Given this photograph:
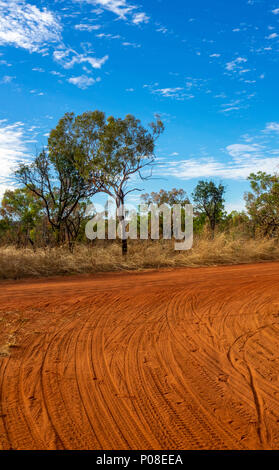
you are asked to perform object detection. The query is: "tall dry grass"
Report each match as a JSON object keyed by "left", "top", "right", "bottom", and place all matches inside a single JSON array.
[{"left": 0, "top": 235, "right": 279, "bottom": 280}]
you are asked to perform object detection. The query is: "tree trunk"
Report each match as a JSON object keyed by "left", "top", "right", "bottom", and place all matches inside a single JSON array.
[
  {"left": 210, "top": 220, "right": 215, "bottom": 239},
  {"left": 122, "top": 238, "right": 128, "bottom": 255},
  {"left": 116, "top": 194, "right": 128, "bottom": 256}
]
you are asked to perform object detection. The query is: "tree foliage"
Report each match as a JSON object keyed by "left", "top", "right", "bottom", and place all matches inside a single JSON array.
[
  {"left": 15, "top": 114, "right": 102, "bottom": 248},
  {"left": 141, "top": 188, "right": 189, "bottom": 206},
  {"left": 5, "top": 110, "right": 276, "bottom": 251},
  {"left": 72, "top": 112, "right": 164, "bottom": 254},
  {"left": 0, "top": 188, "right": 44, "bottom": 247},
  {"left": 245, "top": 171, "right": 279, "bottom": 236},
  {"left": 192, "top": 181, "right": 225, "bottom": 237}
]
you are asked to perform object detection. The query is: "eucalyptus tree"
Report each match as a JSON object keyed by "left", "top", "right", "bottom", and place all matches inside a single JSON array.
[
  {"left": 15, "top": 113, "right": 101, "bottom": 249},
  {"left": 245, "top": 171, "right": 279, "bottom": 237},
  {"left": 141, "top": 188, "right": 190, "bottom": 206},
  {"left": 16, "top": 111, "right": 164, "bottom": 253},
  {"left": 0, "top": 187, "right": 44, "bottom": 247},
  {"left": 192, "top": 180, "right": 225, "bottom": 238},
  {"left": 70, "top": 111, "right": 164, "bottom": 254}
]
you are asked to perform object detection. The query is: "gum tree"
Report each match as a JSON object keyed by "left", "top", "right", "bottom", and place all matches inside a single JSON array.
[
  {"left": 141, "top": 188, "right": 190, "bottom": 206},
  {"left": 71, "top": 112, "right": 164, "bottom": 255},
  {"left": 192, "top": 180, "right": 225, "bottom": 238},
  {"left": 245, "top": 171, "right": 279, "bottom": 236},
  {"left": 15, "top": 113, "right": 101, "bottom": 249}
]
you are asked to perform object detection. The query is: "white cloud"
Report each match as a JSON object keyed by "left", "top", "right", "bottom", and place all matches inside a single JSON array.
[
  {"left": 272, "top": 8, "right": 279, "bottom": 15},
  {"left": 132, "top": 12, "right": 149, "bottom": 24},
  {"left": 122, "top": 41, "right": 140, "bottom": 47},
  {"left": 266, "top": 32, "right": 278, "bottom": 39},
  {"left": 96, "top": 32, "right": 121, "bottom": 39},
  {"left": 156, "top": 26, "right": 168, "bottom": 34},
  {"left": 68, "top": 54, "right": 109, "bottom": 69},
  {"left": 53, "top": 48, "right": 109, "bottom": 69},
  {"left": 68, "top": 75, "right": 97, "bottom": 89},
  {"left": 153, "top": 87, "right": 185, "bottom": 98},
  {"left": 0, "top": 120, "right": 28, "bottom": 199},
  {"left": 89, "top": 0, "right": 135, "bottom": 18},
  {"left": 225, "top": 57, "right": 247, "bottom": 72},
  {"left": 160, "top": 142, "right": 279, "bottom": 181},
  {"left": 162, "top": 155, "right": 279, "bottom": 181},
  {"left": 221, "top": 106, "right": 240, "bottom": 113},
  {"left": 210, "top": 53, "right": 221, "bottom": 58},
  {"left": 144, "top": 84, "right": 194, "bottom": 100},
  {"left": 0, "top": 0, "right": 61, "bottom": 53},
  {"left": 32, "top": 67, "right": 45, "bottom": 73},
  {"left": 264, "top": 122, "right": 279, "bottom": 132},
  {"left": 50, "top": 70, "right": 64, "bottom": 77},
  {"left": 77, "top": 0, "right": 150, "bottom": 24},
  {"left": 226, "top": 143, "right": 261, "bottom": 158},
  {"left": 0, "top": 59, "right": 12, "bottom": 66},
  {"left": 1, "top": 75, "right": 15, "bottom": 83},
  {"left": 74, "top": 24, "right": 101, "bottom": 31}
]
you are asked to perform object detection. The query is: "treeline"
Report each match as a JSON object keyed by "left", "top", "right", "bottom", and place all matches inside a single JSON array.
[{"left": 0, "top": 110, "right": 278, "bottom": 252}]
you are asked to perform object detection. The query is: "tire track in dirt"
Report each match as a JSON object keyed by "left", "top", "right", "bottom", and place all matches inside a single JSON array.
[{"left": 1, "top": 263, "right": 279, "bottom": 449}]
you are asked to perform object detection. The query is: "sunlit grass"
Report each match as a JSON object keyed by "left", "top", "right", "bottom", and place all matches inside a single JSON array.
[{"left": 0, "top": 235, "right": 278, "bottom": 280}]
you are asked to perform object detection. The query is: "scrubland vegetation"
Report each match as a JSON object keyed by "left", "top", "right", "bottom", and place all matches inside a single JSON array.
[
  {"left": 0, "top": 234, "right": 278, "bottom": 280},
  {"left": 1, "top": 110, "right": 279, "bottom": 280}
]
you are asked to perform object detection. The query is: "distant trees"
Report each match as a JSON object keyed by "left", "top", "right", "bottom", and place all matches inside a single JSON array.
[
  {"left": 0, "top": 188, "right": 44, "bottom": 247},
  {"left": 141, "top": 188, "right": 190, "bottom": 206},
  {"left": 245, "top": 171, "right": 279, "bottom": 237},
  {"left": 192, "top": 181, "right": 226, "bottom": 238},
  {"left": 140, "top": 188, "right": 190, "bottom": 240}
]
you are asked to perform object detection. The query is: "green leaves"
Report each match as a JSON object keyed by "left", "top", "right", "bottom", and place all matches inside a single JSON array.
[
  {"left": 192, "top": 180, "right": 226, "bottom": 234},
  {"left": 141, "top": 188, "right": 190, "bottom": 206},
  {"left": 245, "top": 171, "right": 279, "bottom": 236},
  {"left": 13, "top": 109, "right": 164, "bottom": 251}
]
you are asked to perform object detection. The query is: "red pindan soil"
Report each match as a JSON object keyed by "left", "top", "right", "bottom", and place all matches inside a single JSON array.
[{"left": 1, "top": 263, "right": 279, "bottom": 450}]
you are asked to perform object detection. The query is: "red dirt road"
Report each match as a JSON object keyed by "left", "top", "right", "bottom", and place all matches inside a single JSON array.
[{"left": 1, "top": 263, "right": 279, "bottom": 450}]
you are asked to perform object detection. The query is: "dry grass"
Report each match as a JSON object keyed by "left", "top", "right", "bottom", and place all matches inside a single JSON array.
[{"left": 0, "top": 235, "right": 279, "bottom": 280}]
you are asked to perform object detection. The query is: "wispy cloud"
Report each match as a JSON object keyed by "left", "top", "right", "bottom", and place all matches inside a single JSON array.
[
  {"left": 143, "top": 84, "right": 194, "bottom": 100},
  {"left": 96, "top": 32, "right": 121, "bottom": 39},
  {"left": 266, "top": 32, "right": 278, "bottom": 39},
  {"left": 0, "top": 0, "right": 61, "bottom": 53},
  {"left": 122, "top": 41, "right": 141, "bottom": 48},
  {"left": 225, "top": 57, "right": 247, "bottom": 72},
  {"left": 132, "top": 12, "right": 149, "bottom": 24},
  {"left": 77, "top": 0, "right": 150, "bottom": 24},
  {"left": 0, "top": 75, "right": 15, "bottom": 84},
  {"left": 264, "top": 122, "right": 279, "bottom": 132},
  {"left": 0, "top": 120, "right": 28, "bottom": 199},
  {"left": 74, "top": 24, "right": 102, "bottom": 31},
  {"left": 32, "top": 67, "right": 45, "bottom": 73},
  {"left": 53, "top": 48, "right": 109, "bottom": 69},
  {"left": 68, "top": 74, "right": 99, "bottom": 89},
  {"left": 160, "top": 137, "right": 279, "bottom": 181},
  {"left": 161, "top": 155, "right": 279, "bottom": 181}
]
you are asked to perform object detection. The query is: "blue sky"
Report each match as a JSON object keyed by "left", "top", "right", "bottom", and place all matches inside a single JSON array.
[{"left": 1, "top": 0, "right": 279, "bottom": 211}]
